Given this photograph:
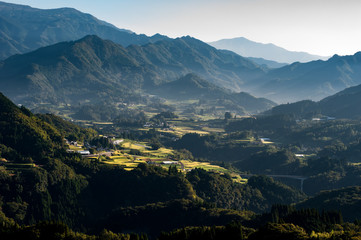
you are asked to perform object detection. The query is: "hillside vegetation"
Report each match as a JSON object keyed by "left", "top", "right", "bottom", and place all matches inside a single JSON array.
[{"left": 0, "top": 1, "right": 168, "bottom": 60}]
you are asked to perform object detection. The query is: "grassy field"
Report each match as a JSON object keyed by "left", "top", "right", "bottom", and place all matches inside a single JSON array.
[
  {"left": 92, "top": 122, "right": 114, "bottom": 125},
  {"left": 180, "top": 160, "right": 226, "bottom": 171},
  {"left": 179, "top": 160, "right": 247, "bottom": 183},
  {"left": 68, "top": 144, "right": 84, "bottom": 151},
  {"left": 201, "top": 126, "right": 225, "bottom": 133},
  {"left": 86, "top": 139, "right": 246, "bottom": 183},
  {"left": 121, "top": 141, "right": 150, "bottom": 150},
  {"left": 143, "top": 147, "right": 174, "bottom": 157},
  {"left": 158, "top": 126, "right": 210, "bottom": 137},
  {"left": 4, "top": 163, "right": 36, "bottom": 171}
]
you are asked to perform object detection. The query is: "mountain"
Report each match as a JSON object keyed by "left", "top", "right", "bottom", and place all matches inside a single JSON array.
[
  {"left": 251, "top": 52, "right": 361, "bottom": 103},
  {"left": 247, "top": 57, "right": 288, "bottom": 69},
  {"left": 0, "top": 92, "right": 96, "bottom": 161},
  {"left": 0, "top": 92, "right": 64, "bottom": 160},
  {"left": 269, "top": 82, "right": 361, "bottom": 119},
  {"left": 0, "top": 35, "right": 139, "bottom": 105},
  {"left": 318, "top": 84, "right": 361, "bottom": 119},
  {"left": 0, "top": 1, "right": 168, "bottom": 60},
  {"left": 296, "top": 186, "right": 361, "bottom": 222},
  {"left": 0, "top": 35, "right": 268, "bottom": 107},
  {"left": 230, "top": 92, "right": 276, "bottom": 114},
  {"left": 153, "top": 73, "right": 276, "bottom": 113},
  {"left": 126, "top": 36, "right": 266, "bottom": 90},
  {"left": 153, "top": 73, "right": 230, "bottom": 100},
  {"left": 209, "top": 37, "right": 328, "bottom": 64}
]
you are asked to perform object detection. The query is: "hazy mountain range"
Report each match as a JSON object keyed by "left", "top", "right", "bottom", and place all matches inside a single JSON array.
[
  {"left": 153, "top": 73, "right": 276, "bottom": 113},
  {"left": 0, "top": 35, "right": 272, "bottom": 113},
  {"left": 270, "top": 82, "right": 361, "bottom": 119},
  {"left": 249, "top": 52, "right": 361, "bottom": 103},
  {"left": 209, "top": 37, "right": 329, "bottom": 64},
  {"left": 1, "top": 1, "right": 361, "bottom": 108},
  {"left": 0, "top": 1, "right": 168, "bottom": 60},
  {"left": 247, "top": 57, "right": 288, "bottom": 69}
]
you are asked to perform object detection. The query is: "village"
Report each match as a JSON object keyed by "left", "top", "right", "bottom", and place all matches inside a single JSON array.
[{"left": 64, "top": 136, "right": 247, "bottom": 183}]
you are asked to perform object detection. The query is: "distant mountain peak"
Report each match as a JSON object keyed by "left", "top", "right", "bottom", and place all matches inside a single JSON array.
[
  {"left": 250, "top": 51, "right": 361, "bottom": 103},
  {"left": 208, "top": 36, "right": 329, "bottom": 64},
  {"left": 0, "top": 34, "right": 268, "bottom": 106}
]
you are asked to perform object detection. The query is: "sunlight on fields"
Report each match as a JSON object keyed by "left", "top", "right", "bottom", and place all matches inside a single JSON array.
[
  {"left": 121, "top": 141, "right": 150, "bottom": 150},
  {"left": 143, "top": 147, "right": 173, "bottom": 157},
  {"left": 86, "top": 139, "right": 245, "bottom": 183},
  {"left": 159, "top": 126, "right": 210, "bottom": 137},
  {"left": 180, "top": 160, "right": 224, "bottom": 171},
  {"left": 201, "top": 127, "right": 225, "bottom": 133},
  {"left": 68, "top": 144, "right": 84, "bottom": 151}
]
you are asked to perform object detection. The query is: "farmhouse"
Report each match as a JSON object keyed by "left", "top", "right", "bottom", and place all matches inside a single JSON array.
[
  {"left": 259, "top": 137, "right": 270, "bottom": 143},
  {"left": 312, "top": 116, "right": 336, "bottom": 121},
  {"left": 113, "top": 139, "right": 124, "bottom": 145},
  {"left": 78, "top": 150, "right": 91, "bottom": 155},
  {"left": 162, "top": 161, "right": 178, "bottom": 165}
]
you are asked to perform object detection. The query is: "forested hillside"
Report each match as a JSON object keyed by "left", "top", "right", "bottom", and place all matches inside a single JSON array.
[
  {"left": 0, "top": 35, "right": 269, "bottom": 114},
  {"left": 269, "top": 82, "right": 361, "bottom": 119},
  {"left": 0, "top": 1, "right": 168, "bottom": 60},
  {"left": 0, "top": 92, "right": 313, "bottom": 239},
  {"left": 250, "top": 52, "right": 361, "bottom": 103}
]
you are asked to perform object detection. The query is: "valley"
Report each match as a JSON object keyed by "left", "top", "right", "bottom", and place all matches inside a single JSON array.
[{"left": 1, "top": 1, "right": 361, "bottom": 239}]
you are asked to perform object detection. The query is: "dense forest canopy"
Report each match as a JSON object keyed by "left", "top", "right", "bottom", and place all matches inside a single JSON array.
[{"left": 1, "top": 90, "right": 361, "bottom": 239}]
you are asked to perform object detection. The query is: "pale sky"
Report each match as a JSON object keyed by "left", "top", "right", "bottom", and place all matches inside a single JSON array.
[{"left": 3, "top": 0, "right": 361, "bottom": 56}]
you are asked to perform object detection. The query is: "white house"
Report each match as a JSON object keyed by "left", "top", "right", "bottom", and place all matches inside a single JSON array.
[{"left": 78, "top": 150, "right": 90, "bottom": 155}]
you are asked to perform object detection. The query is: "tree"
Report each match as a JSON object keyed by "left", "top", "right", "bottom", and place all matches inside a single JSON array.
[
  {"left": 225, "top": 112, "right": 232, "bottom": 120},
  {"left": 150, "top": 139, "right": 162, "bottom": 150}
]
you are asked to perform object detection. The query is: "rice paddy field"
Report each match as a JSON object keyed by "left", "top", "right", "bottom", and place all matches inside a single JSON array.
[
  {"left": 89, "top": 140, "right": 247, "bottom": 183},
  {"left": 68, "top": 144, "right": 84, "bottom": 151},
  {"left": 158, "top": 126, "right": 210, "bottom": 137},
  {"left": 180, "top": 160, "right": 227, "bottom": 172}
]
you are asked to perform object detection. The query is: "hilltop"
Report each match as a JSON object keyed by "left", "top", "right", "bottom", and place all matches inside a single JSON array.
[
  {"left": 270, "top": 82, "right": 361, "bottom": 119},
  {"left": 250, "top": 52, "right": 361, "bottom": 103},
  {"left": 209, "top": 37, "right": 327, "bottom": 64},
  {"left": 0, "top": 35, "right": 271, "bottom": 113},
  {"left": 0, "top": 1, "right": 168, "bottom": 59}
]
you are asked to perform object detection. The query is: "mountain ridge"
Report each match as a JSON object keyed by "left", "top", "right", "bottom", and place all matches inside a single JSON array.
[
  {"left": 251, "top": 51, "right": 361, "bottom": 103},
  {"left": 269, "top": 82, "right": 361, "bottom": 119},
  {"left": 209, "top": 37, "right": 328, "bottom": 64},
  {"left": 0, "top": 35, "right": 272, "bottom": 113},
  {"left": 152, "top": 73, "right": 276, "bottom": 113},
  {"left": 0, "top": 1, "right": 169, "bottom": 60}
]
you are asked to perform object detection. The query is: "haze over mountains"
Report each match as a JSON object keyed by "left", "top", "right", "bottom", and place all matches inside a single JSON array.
[
  {"left": 0, "top": 1, "right": 361, "bottom": 108},
  {"left": 270, "top": 82, "right": 361, "bottom": 119},
  {"left": 209, "top": 37, "right": 329, "bottom": 64},
  {"left": 153, "top": 73, "right": 276, "bottom": 113},
  {"left": 0, "top": 35, "right": 272, "bottom": 113},
  {"left": 0, "top": 1, "right": 168, "bottom": 60},
  {"left": 249, "top": 52, "right": 361, "bottom": 103},
  {"left": 0, "top": 1, "right": 275, "bottom": 113}
]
